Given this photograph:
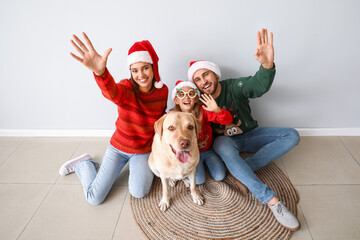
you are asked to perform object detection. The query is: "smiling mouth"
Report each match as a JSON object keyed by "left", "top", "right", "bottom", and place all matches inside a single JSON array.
[
  {"left": 203, "top": 83, "right": 211, "bottom": 90},
  {"left": 138, "top": 78, "right": 147, "bottom": 83},
  {"left": 170, "top": 145, "right": 191, "bottom": 163}
]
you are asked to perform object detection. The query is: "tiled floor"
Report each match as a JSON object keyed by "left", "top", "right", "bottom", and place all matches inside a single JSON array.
[{"left": 0, "top": 136, "right": 360, "bottom": 240}]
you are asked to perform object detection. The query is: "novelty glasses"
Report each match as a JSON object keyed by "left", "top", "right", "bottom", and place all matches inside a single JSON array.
[{"left": 175, "top": 88, "right": 198, "bottom": 99}]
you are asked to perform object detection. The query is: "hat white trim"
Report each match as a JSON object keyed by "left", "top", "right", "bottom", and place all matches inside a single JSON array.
[
  {"left": 127, "top": 51, "right": 153, "bottom": 68},
  {"left": 187, "top": 61, "right": 221, "bottom": 82}
]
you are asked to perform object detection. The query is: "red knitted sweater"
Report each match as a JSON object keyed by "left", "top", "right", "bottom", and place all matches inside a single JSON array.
[
  {"left": 198, "top": 107, "right": 233, "bottom": 152},
  {"left": 94, "top": 68, "right": 168, "bottom": 154}
]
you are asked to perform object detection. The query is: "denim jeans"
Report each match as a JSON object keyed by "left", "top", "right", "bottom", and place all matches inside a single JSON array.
[
  {"left": 75, "top": 144, "right": 154, "bottom": 205},
  {"left": 196, "top": 147, "right": 226, "bottom": 184},
  {"left": 213, "top": 127, "right": 300, "bottom": 204}
]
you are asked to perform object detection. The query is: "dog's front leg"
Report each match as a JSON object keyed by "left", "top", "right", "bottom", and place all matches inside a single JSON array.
[
  {"left": 159, "top": 176, "right": 170, "bottom": 212},
  {"left": 188, "top": 170, "right": 204, "bottom": 206}
]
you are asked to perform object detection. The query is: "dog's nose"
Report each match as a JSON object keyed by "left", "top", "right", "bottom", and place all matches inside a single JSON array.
[{"left": 179, "top": 139, "right": 190, "bottom": 150}]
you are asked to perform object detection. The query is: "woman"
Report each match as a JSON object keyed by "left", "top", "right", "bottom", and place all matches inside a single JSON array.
[{"left": 59, "top": 33, "right": 168, "bottom": 205}]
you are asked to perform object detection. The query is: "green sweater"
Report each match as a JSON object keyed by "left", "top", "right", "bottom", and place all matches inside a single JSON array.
[{"left": 213, "top": 65, "right": 276, "bottom": 136}]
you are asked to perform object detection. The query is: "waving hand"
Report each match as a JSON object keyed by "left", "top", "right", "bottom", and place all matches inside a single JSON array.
[
  {"left": 200, "top": 94, "right": 221, "bottom": 113},
  {"left": 254, "top": 28, "right": 274, "bottom": 69},
  {"left": 70, "top": 32, "right": 112, "bottom": 76}
]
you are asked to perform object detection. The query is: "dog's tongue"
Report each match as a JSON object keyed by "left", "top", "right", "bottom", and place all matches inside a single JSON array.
[{"left": 176, "top": 151, "right": 191, "bottom": 163}]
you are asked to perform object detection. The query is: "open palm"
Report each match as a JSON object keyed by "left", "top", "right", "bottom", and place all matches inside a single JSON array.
[
  {"left": 70, "top": 32, "right": 112, "bottom": 76},
  {"left": 254, "top": 28, "right": 274, "bottom": 69}
]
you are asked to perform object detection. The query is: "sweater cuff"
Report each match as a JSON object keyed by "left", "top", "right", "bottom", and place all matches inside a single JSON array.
[
  {"left": 93, "top": 68, "right": 110, "bottom": 85},
  {"left": 260, "top": 63, "right": 276, "bottom": 71},
  {"left": 260, "top": 62, "right": 275, "bottom": 71},
  {"left": 259, "top": 63, "right": 276, "bottom": 77}
]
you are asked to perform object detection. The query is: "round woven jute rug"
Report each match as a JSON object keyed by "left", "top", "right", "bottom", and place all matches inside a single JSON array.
[{"left": 131, "top": 161, "right": 299, "bottom": 240}]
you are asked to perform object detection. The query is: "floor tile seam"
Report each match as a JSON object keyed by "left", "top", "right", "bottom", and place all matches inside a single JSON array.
[
  {"left": 0, "top": 138, "right": 28, "bottom": 168},
  {"left": 54, "top": 182, "right": 82, "bottom": 185},
  {"left": 279, "top": 159, "right": 291, "bottom": 179},
  {"left": 70, "top": 136, "right": 85, "bottom": 159},
  {"left": 0, "top": 182, "right": 54, "bottom": 185},
  {"left": 111, "top": 189, "right": 129, "bottom": 240},
  {"left": 297, "top": 202, "right": 315, "bottom": 240},
  {"left": 16, "top": 179, "right": 57, "bottom": 240},
  {"left": 53, "top": 137, "right": 84, "bottom": 185},
  {"left": 338, "top": 136, "right": 360, "bottom": 167}
]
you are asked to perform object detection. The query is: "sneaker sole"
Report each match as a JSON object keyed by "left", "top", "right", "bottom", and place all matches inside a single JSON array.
[
  {"left": 59, "top": 153, "right": 92, "bottom": 176},
  {"left": 281, "top": 221, "right": 301, "bottom": 232}
]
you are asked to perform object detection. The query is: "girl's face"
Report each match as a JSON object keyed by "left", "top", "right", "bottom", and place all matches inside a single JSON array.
[
  {"left": 174, "top": 86, "right": 199, "bottom": 113},
  {"left": 130, "top": 62, "right": 154, "bottom": 92}
]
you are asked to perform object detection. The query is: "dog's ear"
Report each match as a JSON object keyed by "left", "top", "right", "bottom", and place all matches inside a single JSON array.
[
  {"left": 154, "top": 114, "right": 167, "bottom": 138},
  {"left": 190, "top": 114, "right": 201, "bottom": 135}
]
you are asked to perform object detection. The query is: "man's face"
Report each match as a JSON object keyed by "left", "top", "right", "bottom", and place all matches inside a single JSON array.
[{"left": 192, "top": 69, "right": 219, "bottom": 95}]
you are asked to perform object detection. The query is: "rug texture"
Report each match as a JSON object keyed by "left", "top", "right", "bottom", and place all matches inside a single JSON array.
[{"left": 131, "top": 160, "right": 299, "bottom": 240}]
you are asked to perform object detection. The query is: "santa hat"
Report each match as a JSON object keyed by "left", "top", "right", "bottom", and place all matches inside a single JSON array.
[
  {"left": 172, "top": 80, "right": 200, "bottom": 100},
  {"left": 187, "top": 60, "right": 221, "bottom": 82},
  {"left": 127, "top": 40, "right": 163, "bottom": 88}
]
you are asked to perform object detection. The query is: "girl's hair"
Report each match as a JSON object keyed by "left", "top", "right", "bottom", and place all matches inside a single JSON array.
[{"left": 173, "top": 98, "right": 203, "bottom": 124}]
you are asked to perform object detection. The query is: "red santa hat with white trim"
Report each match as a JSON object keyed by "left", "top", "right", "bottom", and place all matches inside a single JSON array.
[
  {"left": 187, "top": 60, "right": 221, "bottom": 82},
  {"left": 171, "top": 80, "right": 200, "bottom": 100},
  {"left": 127, "top": 40, "right": 163, "bottom": 88}
]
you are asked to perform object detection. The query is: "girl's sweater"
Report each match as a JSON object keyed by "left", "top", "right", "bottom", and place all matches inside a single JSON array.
[
  {"left": 94, "top": 68, "right": 168, "bottom": 154},
  {"left": 198, "top": 107, "right": 232, "bottom": 152}
]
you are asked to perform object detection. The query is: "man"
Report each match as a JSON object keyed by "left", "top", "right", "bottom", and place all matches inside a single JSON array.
[{"left": 187, "top": 28, "right": 300, "bottom": 231}]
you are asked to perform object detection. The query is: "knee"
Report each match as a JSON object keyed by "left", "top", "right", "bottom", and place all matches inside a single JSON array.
[
  {"left": 129, "top": 186, "right": 150, "bottom": 199},
  {"left": 196, "top": 175, "right": 206, "bottom": 185},
  {"left": 86, "top": 194, "right": 105, "bottom": 206},
  {"left": 285, "top": 128, "right": 300, "bottom": 147},
  {"left": 213, "top": 136, "right": 234, "bottom": 155},
  {"left": 212, "top": 170, "right": 226, "bottom": 182}
]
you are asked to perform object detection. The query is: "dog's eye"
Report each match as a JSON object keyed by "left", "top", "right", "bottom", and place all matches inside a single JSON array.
[
  {"left": 168, "top": 126, "right": 175, "bottom": 131},
  {"left": 188, "top": 125, "right": 194, "bottom": 130}
]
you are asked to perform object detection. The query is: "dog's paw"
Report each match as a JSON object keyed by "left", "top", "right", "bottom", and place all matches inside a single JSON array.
[
  {"left": 169, "top": 178, "right": 176, "bottom": 187},
  {"left": 182, "top": 178, "right": 190, "bottom": 188},
  {"left": 159, "top": 198, "right": 170, "bottom": 212},
  {"left": 192, "top": 192, "right": 204, "bottom": 206}
]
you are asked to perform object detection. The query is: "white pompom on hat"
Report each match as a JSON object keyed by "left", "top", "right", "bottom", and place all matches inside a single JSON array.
[
  {"left": 171, "top": 80, "right": 201, "bottom": 100},
  {"left": 127, "top": 40, "right": 163, "bottom": 88},
  {"left": 187, "top": 60, "right": 221, "bottom": 82}
]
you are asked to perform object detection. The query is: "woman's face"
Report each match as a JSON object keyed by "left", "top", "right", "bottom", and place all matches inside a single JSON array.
[
  {"left": 174, "top": 86, "right": 199, "bottom": 113},
  {"left": 130, "top": 62, "right": 154, "bottom": 92}
]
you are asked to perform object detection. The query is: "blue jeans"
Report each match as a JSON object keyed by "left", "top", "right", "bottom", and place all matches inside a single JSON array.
[
  {"left": 213, "top": 127, "right": 300, "bottom": 204},
  {"left": 196, "top": 148, "right": 226, "bottom": 184},
  {"left": 75, "top": 144, "right": 154, "bottom": 205}
]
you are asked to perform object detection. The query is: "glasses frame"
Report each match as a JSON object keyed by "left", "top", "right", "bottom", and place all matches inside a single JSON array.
[{"left": 175, "top": 88, "right": 198, "bottom": 99}]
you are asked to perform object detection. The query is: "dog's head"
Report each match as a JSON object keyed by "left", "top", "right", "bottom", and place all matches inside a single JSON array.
[{"left": 154, "top": 112, "right": 200, "bottom": 164}]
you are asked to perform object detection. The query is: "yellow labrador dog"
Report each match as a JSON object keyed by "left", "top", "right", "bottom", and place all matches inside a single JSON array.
[{"left": 148, "top": 111, "right": 204, "bottom": 212}]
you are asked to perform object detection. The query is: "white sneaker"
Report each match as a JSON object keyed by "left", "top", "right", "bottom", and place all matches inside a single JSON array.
[
  {"left": 268, "top": 201, "right": 301, "bottom": 231},
  {"left": 59, "top": 154, "right": 92, "bottom": 176}
]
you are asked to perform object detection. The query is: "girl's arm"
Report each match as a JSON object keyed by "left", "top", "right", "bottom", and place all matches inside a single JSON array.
[{"left": 200, "top": 94, "right": 233, "bottom": 125}]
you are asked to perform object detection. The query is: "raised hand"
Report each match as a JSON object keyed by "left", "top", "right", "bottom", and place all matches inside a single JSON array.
[
  {"left": 70, "top": 32, "right": 112, "bottom": 76},
  {"left": 254, "top": 28, "right": 274, "bottom": 69},
  {"left": 200, "top": 94, "right": 221, "bottom": 113}
]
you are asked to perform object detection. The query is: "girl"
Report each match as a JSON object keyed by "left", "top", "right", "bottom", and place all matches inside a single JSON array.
[
  {"left": 171, "top": 81, "right": 232, "bottom": 184},
  {"left": 59, "top": 33, "right": 168, "bottom": 205}
]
